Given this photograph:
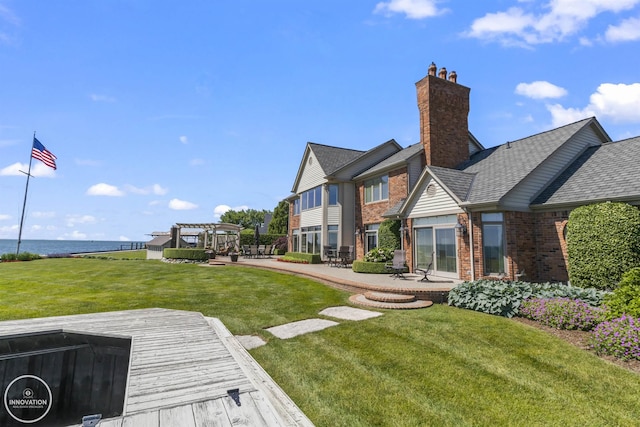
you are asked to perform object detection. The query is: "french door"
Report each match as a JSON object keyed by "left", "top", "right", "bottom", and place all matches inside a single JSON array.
[{"left": 414, "top": 227, "right": 458, "bottom": 277}]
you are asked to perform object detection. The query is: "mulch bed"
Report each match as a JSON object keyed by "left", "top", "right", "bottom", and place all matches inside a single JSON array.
[{"left": 512, "top": 317, "right": 640, "bottom": 375}]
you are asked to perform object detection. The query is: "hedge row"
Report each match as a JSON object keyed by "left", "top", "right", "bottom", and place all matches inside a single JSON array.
[{"left": 163, "top": 248, "right": 209, "bottom": 261}]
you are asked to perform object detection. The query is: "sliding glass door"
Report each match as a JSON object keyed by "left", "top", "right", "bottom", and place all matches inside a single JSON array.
[{"left": 414, "top": 223, "right": 458, "bottom": 277}]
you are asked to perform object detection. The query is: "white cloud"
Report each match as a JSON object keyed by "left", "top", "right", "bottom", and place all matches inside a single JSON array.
[
  {"left": 169, "top": 198, "right": 198, "bottom": 210},
  {"left": 124, "top": 183, "right": 168, "bottom": 195},
  {"left": 0, "top": 5, "right": 20, "bottom": 26},
  {"left": 66, "top": 230, "right": 88, "bottom": 239},
  {"left": 605, "top": 16, "right": 640, "bottom": 42},
  {"left": 86, "top": 183, "right": 125, "bottom": 196},
  {"left": 31, "top": 211, "right": 55, "bottom": 219},
  {"left": 90, "top": 94, "right": 116, "bottom": 102},
  {"left": 66, "top": 214, "right": 97, "bottom": 227},
  {"left": 119, "top": 236, "right": 130, "bottom": 241},
  {"left": 179, "top": 136, "right": 188, "bottom": 144},
  {"left": 373, "top": 0, "right": 445, "bottom": 19},
  {"left": 0, "top": 214, "right": 10, "bottom": 220},
  {"left": 467, "top": 0, "right": 640, "bottom": 46},
  {"left": 547, "top": 82, "right": 640, "bottom": 127},
  {"left": 0, "top": 162, "right": 56, "bottom": 177},
  {"left": 515, "top": 81, "right": 568, "bottom": 99},
  {"left": 213, "top": 204, "right": 249, "bottom": 221}
]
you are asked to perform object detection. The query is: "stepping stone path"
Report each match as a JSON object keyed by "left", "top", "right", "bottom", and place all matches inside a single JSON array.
[{"left": 236, "top": 300, "right": 431, "bottom": 350}]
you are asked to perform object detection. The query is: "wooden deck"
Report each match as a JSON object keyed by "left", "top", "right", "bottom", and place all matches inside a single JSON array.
[{"left": 0, "top": 308, "right": 313, "bottom": 427}]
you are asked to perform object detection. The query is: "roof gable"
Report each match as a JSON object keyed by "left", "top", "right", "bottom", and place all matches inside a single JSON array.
[
  {"left": 532, "top": 136, "right": 640, "bottom": 207},
  {"left": 460, "top": 117, "right": 609, "bottom": 206},
  {"left": 291, "top": 143, "right": 365, "bottom": 192}
]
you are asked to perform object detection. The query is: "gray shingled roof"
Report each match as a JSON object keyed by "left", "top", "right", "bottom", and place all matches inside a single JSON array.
[
  {"left": 383, "top": 198, "right": 406, "bottom": 217},
  {"left": 354, "top": 143, "right": 423, "bottom": 179},
  {"left": 309, "top": 143, "right": 365, "bottom": 176},
  {"left": 460, "top": 117, "right": 595, "bottom": 204},
  {"left": 427, "top": 165, "right": 476, "bottom": 202},
  {"left": 532, "top": 136, "right": 640, "bottom": 207}
]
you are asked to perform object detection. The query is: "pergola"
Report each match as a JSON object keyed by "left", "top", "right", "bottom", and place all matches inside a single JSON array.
[{"left": 173, "top": 223, "right": 243, "bottom": 250}]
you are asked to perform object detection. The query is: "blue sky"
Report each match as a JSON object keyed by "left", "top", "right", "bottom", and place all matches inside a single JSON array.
[{"left": 1, "top": 0, "right": 639, "bottom": 242}]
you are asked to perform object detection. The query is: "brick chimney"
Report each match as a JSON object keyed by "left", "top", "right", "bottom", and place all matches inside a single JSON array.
[{"left": 416, "top": 62, "right": 470, "bottom": 168}]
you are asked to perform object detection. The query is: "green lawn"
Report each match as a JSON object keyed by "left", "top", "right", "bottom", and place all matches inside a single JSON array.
[{"left": 2, "top": 258, "right": 640, "bottom": 426}]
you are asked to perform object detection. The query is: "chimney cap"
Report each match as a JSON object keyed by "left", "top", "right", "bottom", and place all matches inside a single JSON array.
[
  {"left": 438, "top": 67, "right": 447, "bottom": 79},
  {"left": 428, "top": 62, "right": 437, "bottom": 76}
]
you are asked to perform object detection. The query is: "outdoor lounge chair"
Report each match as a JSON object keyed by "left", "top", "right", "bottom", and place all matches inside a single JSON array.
[
  {"left": 385, "top": 250, "right": 407, "bottom": 279},
  {"left": 415, "top": 253, "right": 434, "bottom": 282},
  {"left": 263, "top": 244, "right": 272, "bottom": 258}
]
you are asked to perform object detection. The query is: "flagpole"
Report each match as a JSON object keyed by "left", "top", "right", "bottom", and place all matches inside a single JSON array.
[{"left": 16, "top": 132, "right": 36, "bottom": 255}]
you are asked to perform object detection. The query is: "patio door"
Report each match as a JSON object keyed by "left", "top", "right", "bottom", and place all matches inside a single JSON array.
[{"left": 414, "top": 226, "right": 458, "bottom": 277}]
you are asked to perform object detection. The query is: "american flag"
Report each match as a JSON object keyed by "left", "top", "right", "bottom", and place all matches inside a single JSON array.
[{"left": 32, "top": 138, "right": 57, "bottom": 170}]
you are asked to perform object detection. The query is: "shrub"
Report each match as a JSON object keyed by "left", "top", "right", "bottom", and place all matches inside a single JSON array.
[
  {"left": 448, "top": 280, "right": 532, "bottom": 318},
  {"left": 364, "top": 248, "right": 394, "bottom": 263},
  {"left": 529, "top": 282, "right": 609, "bottom": 307},
  {"left": 519, "top": 298, "right": 606, "bottom": 331},
  {"left": 590, "top": 315, "right": 640, "bottom": 361},
  {"left": 378, "top": 219, "right": 401, "bottom": 250},
  {"left": 272, "top": 236, "right": 288, "bottom": 254},
  {"left": 352, "top": 260, "right": 404, "bottom": 274},
  {"left": 448, "top": 280, "right": 606, "bottom": 318},
  {"left": 0, "top": 253, "right": 17, "bottom": 262},
  {"left": 567, "top": 202, "right": 640, "bottom": 290},
  {"left": 603, "top": 267, "right": 640, "bottom": 320},
  {"left": 280, "top": 252, "right": 322, "bottom": 264},
  {"left": 163, "top": 248, "right": 208, "bottom": 261},
  {"left": 1, "top": 252, "right": 41, "bottom": 261}
]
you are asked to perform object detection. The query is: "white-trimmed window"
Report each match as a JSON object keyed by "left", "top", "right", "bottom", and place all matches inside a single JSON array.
[
  {"left": 482, "top": 213, "right": 505, "bottom": 275},
  {"left": 328, "top": 184, "right": 338, "bottom": 206},
  {"left": 365, "top": 224, "right": 380, "bottom": 253},
  {"left": 292, "top": 229, "right": 300, "bottom": 252},
  {"left": 327, "top": 225, "right": 338, "bottom": 250},
  {"left": 301, "top": 226, "right": 321, "bottom": 254},
  {"left": 293, "top": 198, "right": 300, "bottom": 215},
  {"left": 364, "top": 175, "right": 388, "bottom": 203},
  {"left": 301, "top": 186, "right": 322, "bottom": 211}
]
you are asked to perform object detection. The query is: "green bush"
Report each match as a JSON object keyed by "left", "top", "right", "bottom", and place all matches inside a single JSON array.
[
  {"left": 239, "top": 233, "right": 286, "bottom": 247},
  {"left": 448, "top": 280, "right": 607, "bottom": 318},
  {"left": 448, "top": 280, "right": 532, "bottom": 318},
  {"left": 519, "top": 298, "right": 606, "bottom": 330},
  {"left": 378, "top": 219, "right": 401, "bottom": 250},
  {"left": 163, "top": 248, "right": 208, "bottom": 261},
  {"left": 603, "top": 267, "right": 640, "bottom": 320},
  {"left": 363, "top": 248, "right": 394, "bottom": 263},
  {"left": 567, "top": 202, "right": 640, "bottom": 290},
  {"left": 1, "top": 252, "right": 41, "bottom": 261},
  {"left": 352, "top": 260, "right": 404, "bottom": 274},
  {"left": 280, "top": 252, "right": 322, "bottom": 264}
]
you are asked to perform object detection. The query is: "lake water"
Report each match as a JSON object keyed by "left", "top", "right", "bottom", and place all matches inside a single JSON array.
[{"left": 0, "top": 239, "right": 146, "bottom": 256}]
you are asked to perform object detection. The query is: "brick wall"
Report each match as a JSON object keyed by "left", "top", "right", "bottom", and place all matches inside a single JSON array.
[
  {"left": 534, "top": 211, "right": 570, "bottom": 282},
  {"left": 355, "top": 167, "right": 408, "bottom": 260},
  {"left": 288, "top": 201, "right": 300, "bottom": 252}
]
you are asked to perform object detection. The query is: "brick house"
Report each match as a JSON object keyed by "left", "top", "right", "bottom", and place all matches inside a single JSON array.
[{"left": 287, "top": 62, "right": 640, "bottom": 282}]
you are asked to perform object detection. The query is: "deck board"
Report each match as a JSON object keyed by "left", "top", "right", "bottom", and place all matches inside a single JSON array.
[{"left": 0, "top": 308, "right": 313, "bottom": 426}]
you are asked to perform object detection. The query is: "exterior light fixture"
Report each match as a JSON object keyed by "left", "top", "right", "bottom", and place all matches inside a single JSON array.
[{"left": 455, "top": 220, "right": 467, "bottom": 237}]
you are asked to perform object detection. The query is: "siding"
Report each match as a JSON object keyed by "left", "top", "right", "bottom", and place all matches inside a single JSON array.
[
  {"left": 407, "top": 156, "right": 423, "bottom": 192},
  {"left": 327, "top": 205, "right": 340, "bottom": 224},
  {"left": 406, "top": 177, "right": 463, "bottom": 218},
  {"left": 501, "top": 125, "right": 603, "bottom": 209},
  {"left": 300, "top": 207, "right": 323, "bottom": 227},
  {"left": 297, "top": 151, "right": 327, "bottom": 193}
]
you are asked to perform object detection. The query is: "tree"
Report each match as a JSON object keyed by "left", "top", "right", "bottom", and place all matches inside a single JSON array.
[
  {"left": 268, "top": 200, "right": 289, "bottom": 234},
  {"left": 220, "top": 209, "right": 270, "bottom": 229}
]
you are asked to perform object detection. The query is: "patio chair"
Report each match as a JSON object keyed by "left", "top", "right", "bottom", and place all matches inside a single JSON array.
[
  {"left": 415, "top": 253, "right": 434, "bottom": 282},
  {"left": 249, "top": 245, "right": 258, "bottom": 258},
  {"left": 385, "top": 250, "right": 407, "bottom": 279},
  {"left": 264, "top": 244, "right": 272, "bottom": 258},
  {"left": 338, "top": 246, "right": 353, "bottom": 268},
  {"left": 242, "top": 245, "right": 251, "bottom": 258},
  {"left": 258, "top": 244, "right": 266, "bottom": 258}
]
